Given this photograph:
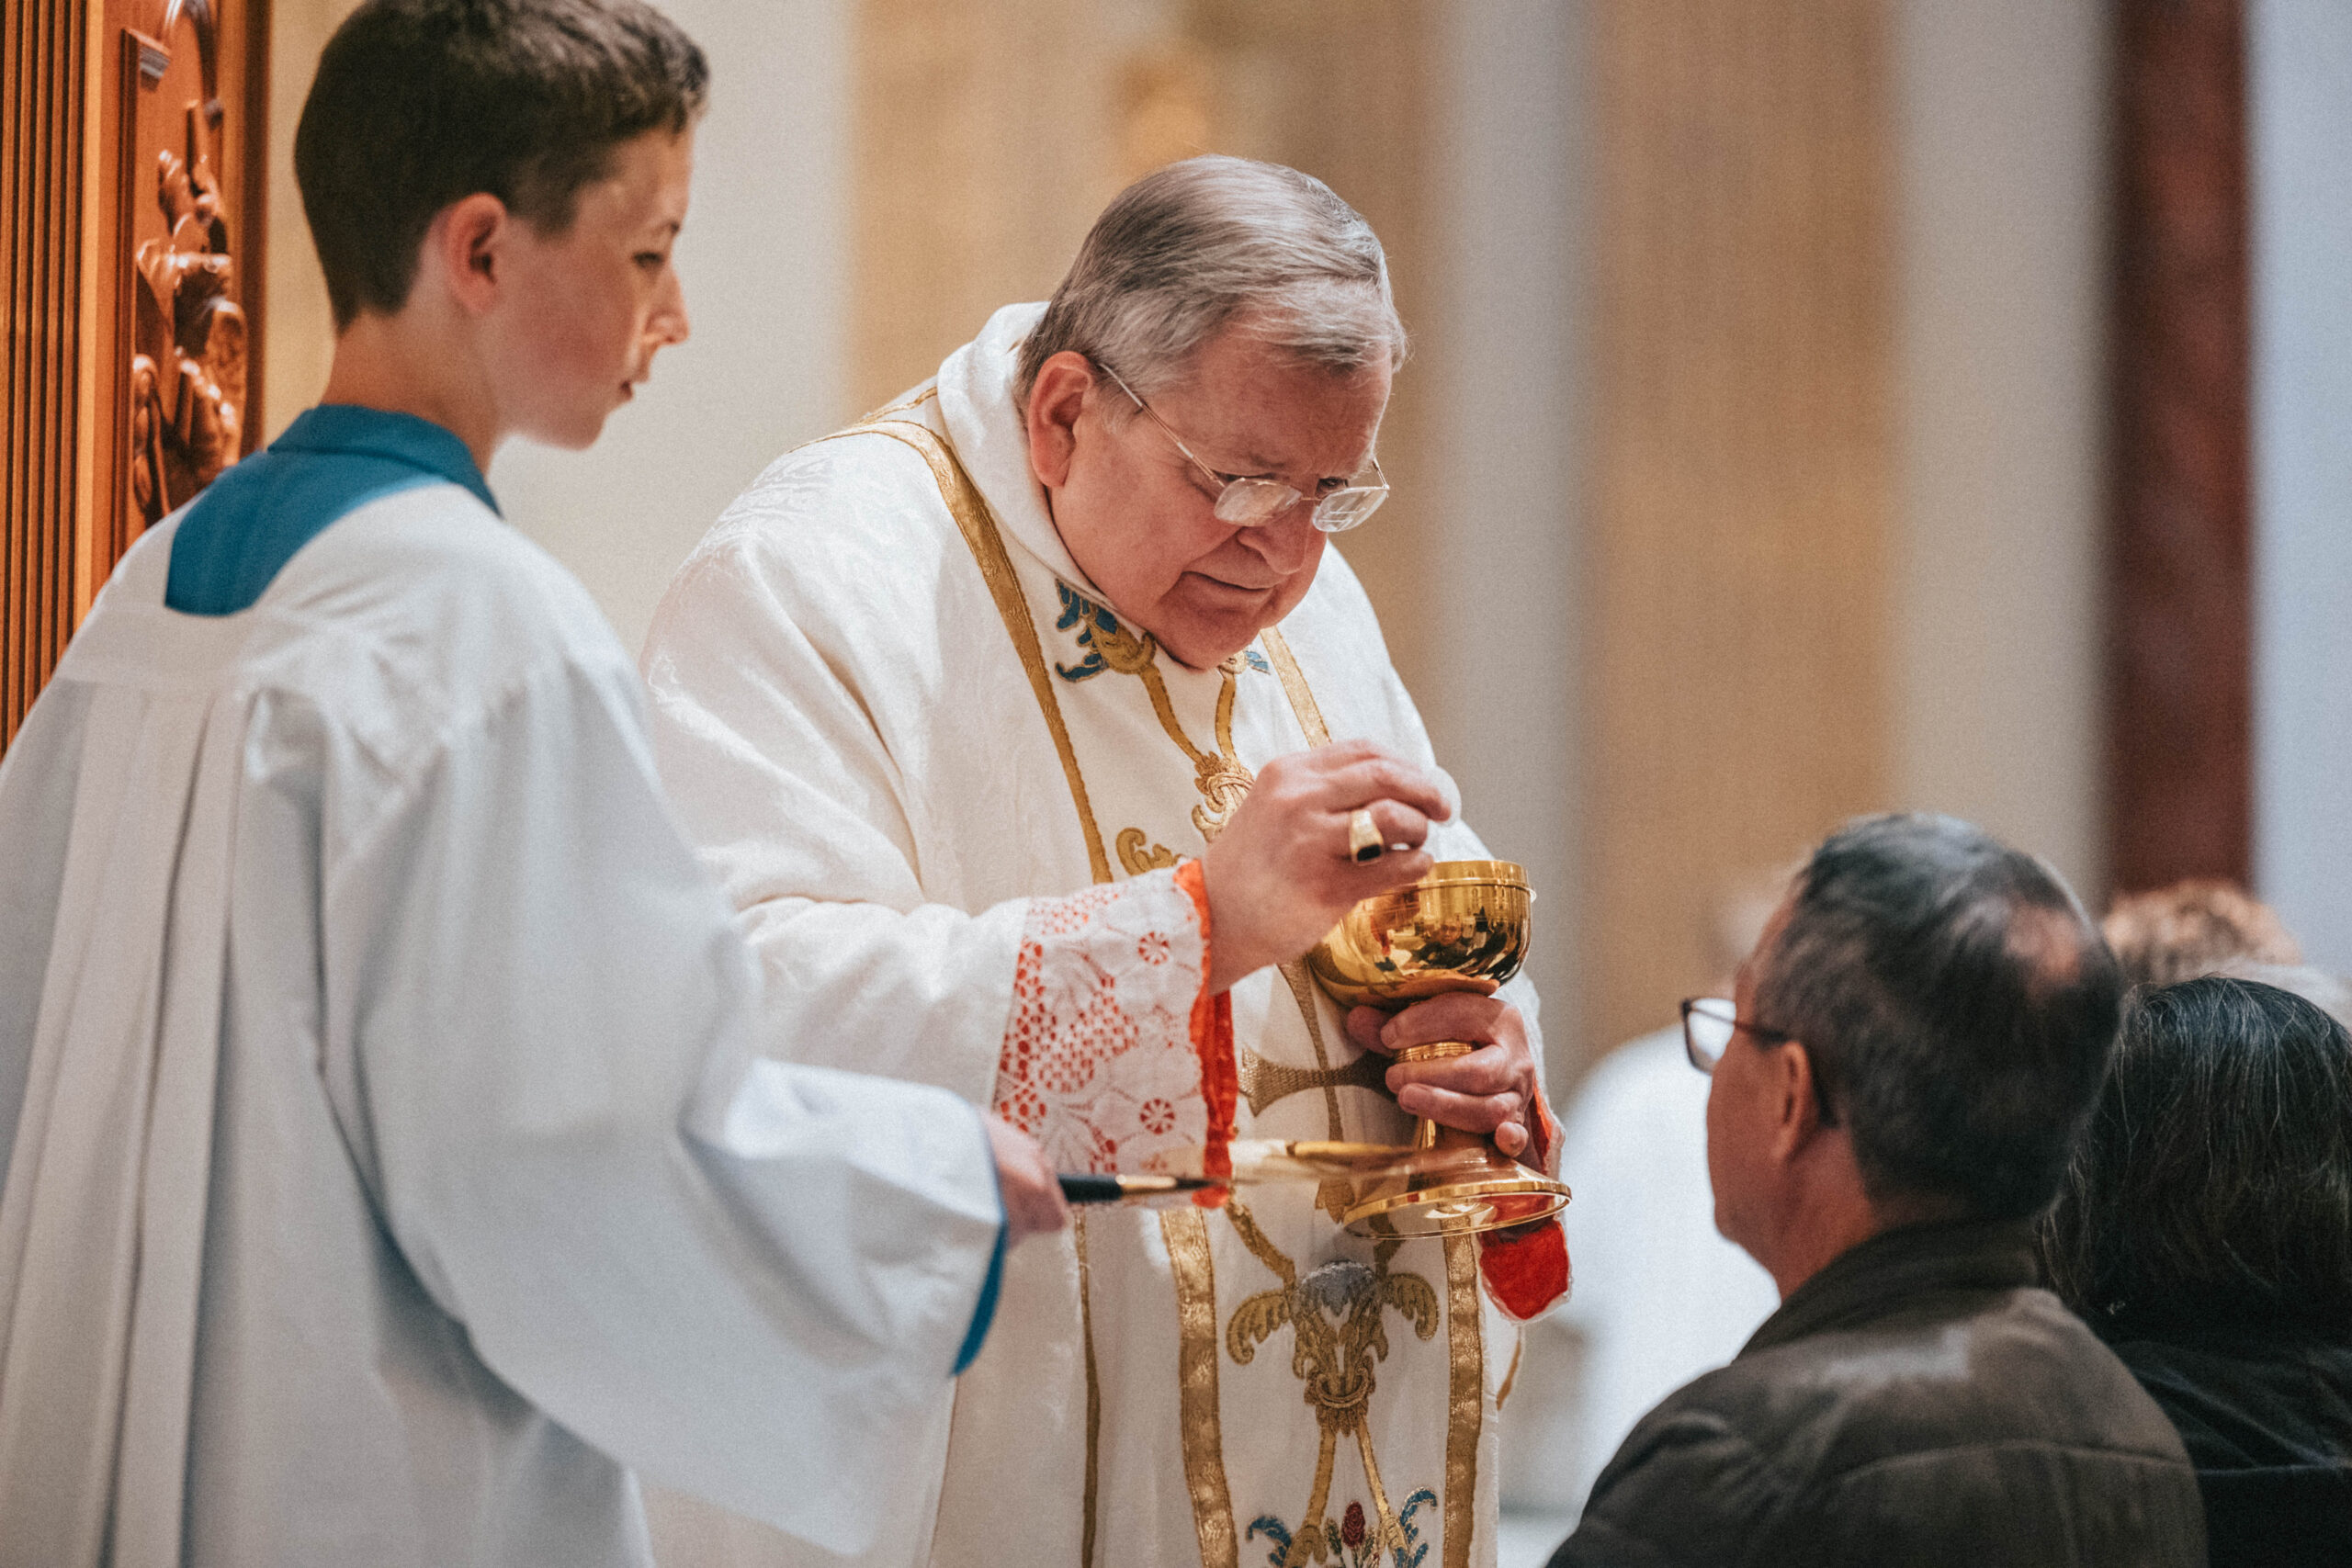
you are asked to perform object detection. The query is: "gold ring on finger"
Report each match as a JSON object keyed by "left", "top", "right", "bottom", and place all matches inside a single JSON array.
[{"left": 1347, "top": 807, "right": 1384, "bottom": 863}]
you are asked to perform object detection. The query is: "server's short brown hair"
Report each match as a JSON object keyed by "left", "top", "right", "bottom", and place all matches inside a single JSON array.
[{"left": 295, "top": 0, "right": 707, "bottom": 331}]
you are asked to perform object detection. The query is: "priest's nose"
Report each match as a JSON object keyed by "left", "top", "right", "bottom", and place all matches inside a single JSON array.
[{"left": 1244, "top": 505, "right": 1319, "bottom": 574}]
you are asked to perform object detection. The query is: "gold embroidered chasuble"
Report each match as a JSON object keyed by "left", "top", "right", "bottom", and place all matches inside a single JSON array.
[{"left": 639, "top": 303, "right": 1553, "bottom": 1568}]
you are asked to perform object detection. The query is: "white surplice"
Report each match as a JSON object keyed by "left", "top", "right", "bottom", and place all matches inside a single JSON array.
[
  {"left": 0, "top": 486, "right": 1003, "bottom": 1568},
  {"left": 639, "top": 302, "right": 1566, "bottom": 1568}
]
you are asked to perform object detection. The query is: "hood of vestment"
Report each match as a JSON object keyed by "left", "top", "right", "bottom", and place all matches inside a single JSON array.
[{"left": 934, "top": 300, "right": 1115, "bottom": 606}]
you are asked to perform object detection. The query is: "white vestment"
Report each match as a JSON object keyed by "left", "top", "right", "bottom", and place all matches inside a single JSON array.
[
  {"left": 0, "top": 484, "right": 1002, "bottom": 1568},
  {"left": 639, "top": 302, "right": 1568, "bottom": 1568}
]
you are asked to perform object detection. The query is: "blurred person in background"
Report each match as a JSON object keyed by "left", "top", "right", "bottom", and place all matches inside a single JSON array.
[
  {"left": 1505, "top": 881, "right": 1780, "bottom": 1517},
  {"left": 1549, "top": 814, "right": 2203, "bottom": 1568},
  {"left": 2103, "top": 879, "right": 2301, "bottom": 987},
  {"left": 2041, "top": 976, "right": 2352, "bottom": 1568},
  {"left": 2103, "top": 879, "right": 2352, "bottom": 1024}
]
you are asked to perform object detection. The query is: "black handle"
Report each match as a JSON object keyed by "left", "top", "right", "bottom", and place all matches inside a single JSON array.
[{"left": 1059, "top": 1173, "right": 1131, "bottom": 1204}]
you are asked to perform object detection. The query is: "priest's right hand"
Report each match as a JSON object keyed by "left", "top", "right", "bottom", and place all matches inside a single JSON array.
[
  {"left": 984, "top": 1112, "right": 1070, "bottom": 1242},
  {"left": 1200, "top": 739, "right": 1453, "bottom": 993}
]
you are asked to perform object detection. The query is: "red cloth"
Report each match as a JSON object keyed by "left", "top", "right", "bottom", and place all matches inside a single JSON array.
[
  {"left": 1175, "top": 860, "right": 1236, "bottom": 1206},
  {"left": 1480, "top": 1218, "right": 1571, "bottom": 1321}
]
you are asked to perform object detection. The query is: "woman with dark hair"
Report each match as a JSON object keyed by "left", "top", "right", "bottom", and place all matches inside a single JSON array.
[{"left": 2041, "top": 976, "right": 2352, "bottom": 1568}]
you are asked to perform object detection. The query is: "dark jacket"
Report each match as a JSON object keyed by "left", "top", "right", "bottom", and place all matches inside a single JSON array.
[
  {"left": 1548, "top": 1218, "right": 2206, "bottom": 1568},
  {"left": 2108, "top": 1325, "right": 2352, "bottom": 1568}
]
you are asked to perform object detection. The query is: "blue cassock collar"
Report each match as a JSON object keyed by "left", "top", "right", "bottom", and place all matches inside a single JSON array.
[{"left": 164, "top": 404, "right": 500, "bottom": 616}]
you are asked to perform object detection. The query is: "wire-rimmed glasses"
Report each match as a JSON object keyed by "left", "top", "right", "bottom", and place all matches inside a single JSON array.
[{"left": 1095, "top": 361, "right": 1389, "bottom": 534}]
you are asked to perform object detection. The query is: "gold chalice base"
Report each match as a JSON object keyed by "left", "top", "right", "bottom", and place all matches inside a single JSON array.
[{"left": 1337, "top": 1148, "right": 1573, "bottom": 1238}]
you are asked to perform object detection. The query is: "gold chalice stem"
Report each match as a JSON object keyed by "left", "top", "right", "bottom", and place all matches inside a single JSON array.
[{"left": 1392, "top": 1040, "right": 1476, "bottom": 1152}]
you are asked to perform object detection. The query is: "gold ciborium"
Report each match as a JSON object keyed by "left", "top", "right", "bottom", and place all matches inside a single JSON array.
[{"left": 1307, "top": 859, "right": 1573, "bottom": 1237}]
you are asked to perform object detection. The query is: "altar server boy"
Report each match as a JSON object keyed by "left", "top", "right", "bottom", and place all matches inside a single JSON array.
[{"left": 0, "top": 5, "right": 1064, "bottom": 1566}]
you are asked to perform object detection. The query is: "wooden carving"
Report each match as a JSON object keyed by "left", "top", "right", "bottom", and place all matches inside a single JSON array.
[
  {"left": 0, "top": 0, "right": 263, "bottom": 755},
  {"left": 127, "top": 0, "right": 252, "bottom": 530}
]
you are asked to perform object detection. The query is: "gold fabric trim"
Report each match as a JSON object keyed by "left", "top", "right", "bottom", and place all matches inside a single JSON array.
[
  {"left": 1261, "top": 626, "right": 1332, "bottom": 747},
  {"left": 1442, "top": 1236, "right": 1485, "bottom": 1568},
  {"left": 859, "top": 382, "right": 940, "bottom": 423},
  {"left": 1271, "top": 962, "right": 1350, "bottom": 1138},
  {"left": 1495, "top": 1336, "right": 1523, "bottom": 1411},
  {"left": 1162, "top": 1208, "right": 1238, "bottom": 1568},
  {"left": 1077, "top": 1213, "right": 1102, "bottom": 1568},
  {"left": 1233, "top": 1046, "right": 1385, "bottom": 1122},
  {"left": 831, "top": 420, "right": 1113, "bottom": 885},
  {"left": 1084, "top": 612, "right": 1253, "bottom": 841}
]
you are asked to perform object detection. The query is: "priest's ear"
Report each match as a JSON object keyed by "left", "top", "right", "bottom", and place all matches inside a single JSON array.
[{"left": 1023, "top": 350, "right": 1099, "bottom": 491}]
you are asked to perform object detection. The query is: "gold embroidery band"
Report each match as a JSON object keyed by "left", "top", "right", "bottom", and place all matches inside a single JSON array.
[
  {"left": 1442, "top": 1235, "right": 1484, "bottom": 1568},
  {"left": 838, "top": 420, "right": 1113, "bottom": 886},
  {"left": 1496, "top": 1335, "right": 1524, "bottom": 1411},
  {"left": 1162, "top": 1208, "right": 1239, "bottom": 1568},
  {"left": 858, "top": 382, "right": 941, "bottom": 423},
  {"left": 1233, "top": 1044, "right": 1386, "bottom": 1121},
  {"left": 1261, "top": 626, "right": 1332, "bottom": 747},
  {"left": 1078, "top": 1213, "right": 1102, "bottom": 1568}
]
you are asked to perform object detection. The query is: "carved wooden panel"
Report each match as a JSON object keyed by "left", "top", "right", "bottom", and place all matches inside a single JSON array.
[
  {"left": 100, "top": 0, "right": 269, "bottom": 566},
  {"left": 2108, "top": 0, "right": 2248, "bottom": 893},
  {"left": 0, "top": 0, "right": 265, "bottom": 756},
  {"left": 3, "top": 0, "right": 88, "bottom": 750}
]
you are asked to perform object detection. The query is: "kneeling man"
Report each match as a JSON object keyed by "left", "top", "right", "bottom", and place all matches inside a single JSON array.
[{"left": 1549, "top": 813, "right": 2204, "bottom": 1567}]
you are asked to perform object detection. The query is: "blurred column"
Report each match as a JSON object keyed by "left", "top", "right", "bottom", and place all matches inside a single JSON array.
[
  {"left": 1584, "top": 0, "right": 1896, "bottom": 1050},
  {"left": 2107, "top": 0, "right": 2250, "bottom": 893},
  {"left": 1425, "top": 0, "right": 1585, "bottom": 1077},
  {"left": 1892, "top": 0, "right": 2108, "bottom": 901},
  {"left": 2250, "top": 0, "right": 2352, "bottom": 971}
]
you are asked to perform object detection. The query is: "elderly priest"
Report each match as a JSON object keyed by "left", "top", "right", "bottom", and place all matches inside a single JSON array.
[{"left": 639, "top": 155, "right": 1571, "bottom": 1567}]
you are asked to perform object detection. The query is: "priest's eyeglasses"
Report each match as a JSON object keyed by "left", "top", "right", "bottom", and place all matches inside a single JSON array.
[
  {"left": 1095, "top": 361, "right": 1390, "bottom": 534},
  {"left": 1679, "top": 996, "right": 1841, "bottom": 1126}
]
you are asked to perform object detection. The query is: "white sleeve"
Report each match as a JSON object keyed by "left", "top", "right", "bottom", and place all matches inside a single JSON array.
[
  {"left": 640, "top": 536, "right": 1033, "bottom": 1109},
  {"left": 639, "top": 531, "right": 1226, "bottom": 1179},
  {"left": 324, "top": 653, "right": 1000, "bottom": 1557}
]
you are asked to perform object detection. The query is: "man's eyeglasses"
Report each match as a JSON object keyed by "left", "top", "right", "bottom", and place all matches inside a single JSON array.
[
  {"left": 1679, "top": 996, "right": 1840, "bottom": 1127},
  {"left": 1095, "top": 360, "right": 1389, "bottom": 534}
]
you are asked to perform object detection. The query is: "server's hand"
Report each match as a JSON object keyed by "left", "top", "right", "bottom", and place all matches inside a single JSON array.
[{"left": 983, "top": 1112, "right": 1069, "bottom": 1242}]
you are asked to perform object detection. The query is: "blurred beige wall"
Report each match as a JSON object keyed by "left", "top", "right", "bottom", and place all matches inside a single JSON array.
[
  {"left": 1893, "top": 0, "right": 2108, "bottom": 904},
  {"left": 262, "top": 0, "right": 364, "bottom": 442},
  {"left": 264, "top": 0, "right": 858, "bottom": 650}
]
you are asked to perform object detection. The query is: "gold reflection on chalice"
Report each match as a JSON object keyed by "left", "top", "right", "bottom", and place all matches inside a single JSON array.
[{"left": 1306, "top": 860, "right": 1574, "bottom": 1237}]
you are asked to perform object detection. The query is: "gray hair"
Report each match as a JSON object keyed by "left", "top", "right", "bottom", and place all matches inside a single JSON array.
[
  {"left": 1756, "top": 813, "right": 2123, "bottom": 1220},
  {"left": 1014, "top": 155, "right": 1408, "bottom": 410}
]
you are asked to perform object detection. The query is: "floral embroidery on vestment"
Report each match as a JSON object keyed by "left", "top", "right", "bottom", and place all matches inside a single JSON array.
[
  {"left": 993, "top": 865, "right": 1227, "bottom": 1175},
  {"left": 1248, "top": 1490, "right": 1438, "bottom": 1568},
  {"left": 1054, "top": 581, "right": 1270, "bottom": 682}
]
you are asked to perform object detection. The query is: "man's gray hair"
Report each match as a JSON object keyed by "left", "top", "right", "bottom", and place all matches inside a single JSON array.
[{"left": 1014, "top": 155, "right": 1407, "bottom": 409}]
